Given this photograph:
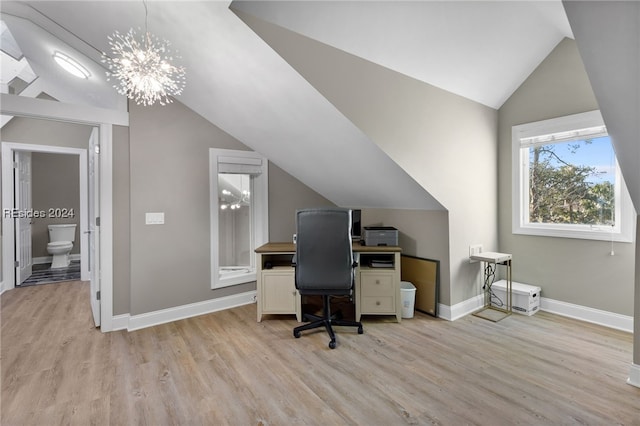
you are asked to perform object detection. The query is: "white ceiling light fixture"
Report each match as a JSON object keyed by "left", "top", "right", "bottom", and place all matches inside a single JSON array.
[
  {"left": 101, "top": 0, "right": 186, "bottom": 106},
  {"left": 53, "top": 51, "right": 90, "bottom": 79}
]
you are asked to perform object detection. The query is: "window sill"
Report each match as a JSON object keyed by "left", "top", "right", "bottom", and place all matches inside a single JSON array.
[
  {"left": 513, "top": 225, "right": 633, "bottom": 243},
  {"left": 213, "top": 271, "right": 257, "bottom": 289}
]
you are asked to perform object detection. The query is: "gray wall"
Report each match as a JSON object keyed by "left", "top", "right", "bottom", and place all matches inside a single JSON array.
[
  {"left": 128, "top": 100, "right": 253, "bottom": 315},
  {"left": 1, "top": 117, "right": 91, "bottom": 149},
  {"left": 362, "top": 208, "right": 450, "bottom": 289},
  {"left": 128, "top": 100, "right": 339, "bottom": 316},
  {"left": 498, "top": 38, "right": 635, "bottom": 316},
  {"left": 31, "top": 152, "right": 81, "bottom": 258},
  {"left": 267, "top": 162, "right": 334, "bottom": 241},
  {"left": 240, "top": 18, "right": 498, "bottom": 307},
  {"left": 112, "top": 125, "right": 131, "bottom": 315}
]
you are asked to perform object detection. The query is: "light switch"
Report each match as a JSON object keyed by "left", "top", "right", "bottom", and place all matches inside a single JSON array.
[{"left": 145, "top": 212, "right": 164, "bottom": 225}]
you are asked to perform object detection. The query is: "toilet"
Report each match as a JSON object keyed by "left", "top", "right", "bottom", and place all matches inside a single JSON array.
[{"left": 47, "top": 224, "right": 77, "bottom": 269}]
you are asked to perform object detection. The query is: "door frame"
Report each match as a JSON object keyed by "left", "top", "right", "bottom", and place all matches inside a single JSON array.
[
  {"left": 5, "top": 145, "right": 88, "bottom": 284},
  {"left": 1, "top": 93, "right": 127, "bottom": 332}
]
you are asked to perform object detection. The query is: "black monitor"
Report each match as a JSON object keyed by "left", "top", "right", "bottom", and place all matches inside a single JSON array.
[{"left": 351, "top": 209, "right": 362, "bottom": 241}]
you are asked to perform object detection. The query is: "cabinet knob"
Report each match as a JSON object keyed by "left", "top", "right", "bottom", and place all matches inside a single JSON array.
[
  {"left": 375, "top": 280, "right": 380, "bottom": 284},
  {"left": 376, "top": 301, "right": 381, "bottom": 306}
]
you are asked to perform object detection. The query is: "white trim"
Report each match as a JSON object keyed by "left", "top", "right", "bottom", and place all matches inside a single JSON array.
[
  {"left": 210, "top": 149, "right": 269, "bottom": 289},
  {"left": 438, "top": 294, "right": 484, "bottom": 321},
  {"left": 97, "top": 124, "right": 113, "bottom": 331},
  {"left": 0, "top": 281, "right": 5, "bottom": 295},
  {"left": 512, "top": 110, "right": 635, "bottom": 243},
  {"left": 111, "top": 314, "right": 130, "bottom": 332},
  {"left": 1, "top": 143, "right": 87, "bottom": 292},
  {"left": 438, "top": 294, "right": 633, "bottom": 332},
  {"left": 628, "top": 363, "right": 640, "bottom": 388},
  {"left": 125, "top": 291, "right": 257, "bottom": 332},
  {"left": 515, "top": 110, "right": 606, "bottom": 141},
  {"left": 0, "top": 94, "right": 128, "bottom": 126},
  {"left": 540, "top": 297, "right": 633, "bottom": 333}
]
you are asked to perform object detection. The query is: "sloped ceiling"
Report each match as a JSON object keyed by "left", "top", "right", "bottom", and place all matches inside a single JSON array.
[
  {"left": 0, "top": 8, "right": 124, "bottom": 110},
  {"left": 231, "top": 1, "right": 573, "bottom": 109},
  {"left": 563, "top": 1, "right": 640, "bottom": 211},
  {"left": 2, "top": 1, "right": 576, "bottom": 211}
]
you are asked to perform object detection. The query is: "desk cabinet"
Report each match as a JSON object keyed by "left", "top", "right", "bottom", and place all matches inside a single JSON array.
[
  {"left": 255, "top": 243, "right": 401, "bottom": 323},
  {"left": 358, "top": 270, "right": 396, "bottom": 314},
  {"left": 260, "top": 268, "right": 299, "bottom": 319},
  {"left": 256, "top": 246, "right": 301, "bottom": 322},
  {"left": 356, "top": 255, "right": 402, "bottom": 322}
]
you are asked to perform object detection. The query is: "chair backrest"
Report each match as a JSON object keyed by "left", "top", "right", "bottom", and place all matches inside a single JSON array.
[{"left": 295, "top": 208, "right": 354, "bottom": 294}]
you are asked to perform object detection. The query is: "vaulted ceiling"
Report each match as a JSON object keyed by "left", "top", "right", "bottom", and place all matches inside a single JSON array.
[{"left": 1, "top": 1, "right": 636, "bottom": 211}]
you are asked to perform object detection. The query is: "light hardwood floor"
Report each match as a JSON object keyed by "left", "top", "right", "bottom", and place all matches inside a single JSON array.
[{"left": 1, "top": 280, "right": 638, "bottom": 425}]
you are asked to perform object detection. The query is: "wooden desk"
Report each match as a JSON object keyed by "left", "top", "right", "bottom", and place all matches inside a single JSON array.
[{"left": 255, "top": 242, "right": 402, "bottom": 323}]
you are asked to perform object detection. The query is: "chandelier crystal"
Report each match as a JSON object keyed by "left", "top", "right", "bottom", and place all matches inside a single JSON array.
[{"left": 101, "top": 3, "right": 186, "bottom": 106}]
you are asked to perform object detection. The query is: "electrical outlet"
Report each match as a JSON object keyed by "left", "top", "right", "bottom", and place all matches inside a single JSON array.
[{"left": 469, "top": 244, "right": 483, "bottom": 263}]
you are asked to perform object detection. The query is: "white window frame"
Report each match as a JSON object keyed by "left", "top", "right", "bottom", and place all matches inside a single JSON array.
[
  {"left": 210, "top": 148, "right": 269, "bottom": 289},
  {"left": 512, "top": 110, "right": 634, "bottom": 242}
]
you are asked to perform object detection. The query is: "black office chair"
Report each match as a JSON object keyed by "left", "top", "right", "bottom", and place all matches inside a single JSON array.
[{"left": 292, "top": 208, "right": 363, "bottom": 349}]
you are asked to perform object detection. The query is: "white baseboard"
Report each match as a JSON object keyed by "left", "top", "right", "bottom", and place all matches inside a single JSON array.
[
  {"left": 628, "top": 363, "right": 640, "bottom": 388},
  {"left": 115, "top": 290, "right": 257, "bottom": 332},
  {"left": 437, "top": 294, "right": 633, "bottom": 333},
  {"left": 438, "top": 294, "right": 484, "bottom": 321},
  {"left": 540, "top": 297, "right": 633, "bottom": 333},
  {"left": 111, "top": 314, "right": 130, "bottom": 331}
]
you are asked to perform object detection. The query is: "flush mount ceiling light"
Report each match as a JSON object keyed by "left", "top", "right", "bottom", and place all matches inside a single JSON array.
[
  {"left": 101, "top": 1, "right": 186, "bottom": 106},
  {"left": 53, "top": 51, "right": 91, "bottom": 79}
]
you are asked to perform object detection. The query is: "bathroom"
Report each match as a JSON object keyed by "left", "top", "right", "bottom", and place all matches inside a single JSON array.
[{"left": 24, "top": 151, "right": 81, "bottom": 285}]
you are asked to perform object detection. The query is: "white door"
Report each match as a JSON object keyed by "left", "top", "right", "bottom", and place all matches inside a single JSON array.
[
  {"left": 88, "top": 128, "right": 101, "bottom": 326},
  {"left": 14, "top": 151, "right": 33, "bottom": 285}
]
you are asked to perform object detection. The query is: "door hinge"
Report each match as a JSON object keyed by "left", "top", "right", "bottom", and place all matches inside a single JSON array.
[
  {"left": 96, "top": 217, "right": 100, "bottom": 227},
  {"left": 96, "top": 291, "right": 101, "bottom": 300},
  {"left": 94, "top": 145, "right": 101, "bottom": 155},
  {"left": 13, "top": 161, "right": 18, "bottom": 169},
  {"left": 14, "top": 261, "right": 19, "bottom": 267}
]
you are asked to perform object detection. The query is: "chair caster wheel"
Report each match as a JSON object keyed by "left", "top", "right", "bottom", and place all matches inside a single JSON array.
[
  {"left": 357, "top": 326, "right": 363, "bottom": 334},
  {"left": 329, "top": 340, "right": 336, "bottom": 349},
  {"left": 294, "top": 330, "right": 301, "bottom": 338}
]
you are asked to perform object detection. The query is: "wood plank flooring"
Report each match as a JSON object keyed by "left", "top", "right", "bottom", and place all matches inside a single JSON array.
[{"left": 1, "top": 280, "right": 638, "bottom": 425}]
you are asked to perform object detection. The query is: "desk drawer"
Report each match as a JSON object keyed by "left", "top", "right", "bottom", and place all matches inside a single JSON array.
[
  {"left": 361, "top": 296, "right": 395, "bottom": 313},
  {"left": 360, "top": 274, "right": 394, "bottom": 296}
]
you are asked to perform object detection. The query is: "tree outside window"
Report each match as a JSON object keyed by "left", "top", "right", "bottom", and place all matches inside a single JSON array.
[{"left": 528, "top": 137, "right": 614, "bottom": 226}]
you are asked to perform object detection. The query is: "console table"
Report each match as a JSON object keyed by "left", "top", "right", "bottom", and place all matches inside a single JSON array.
[
  {"left": 255, "top": 242, "right": 402, "bottom": 323},
  {"left": 470, "top": 251, "right": 512, "bottom": 322}
]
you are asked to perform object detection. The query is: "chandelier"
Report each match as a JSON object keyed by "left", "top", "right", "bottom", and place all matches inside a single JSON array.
[{"left": 102, "top": 1, "right": 186, "bottom": 106}]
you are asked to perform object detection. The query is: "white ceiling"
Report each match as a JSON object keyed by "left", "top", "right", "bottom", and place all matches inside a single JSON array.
[
  {"left": 1, "top": 1, "right": 576, "bottom": 210},
  {"left": 232, "top": 1, "right": 573, "bottom": 109}
]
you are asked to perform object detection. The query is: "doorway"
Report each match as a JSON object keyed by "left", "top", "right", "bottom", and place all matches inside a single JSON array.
[
  {"left": 1, "top": 141, "right": 99, "bottom": 323},
  {"left": 10, "top": 146, "right": 87, "bottom": 284},
  {"left": 1, "top": 96, "right": 119, "bottom": 332}
]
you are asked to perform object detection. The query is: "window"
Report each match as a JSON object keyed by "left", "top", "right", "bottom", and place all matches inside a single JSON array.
[
  {"left": 210, "top": 149, "right": 268, "bottom": 288},
  {"left": 512, "top": 110, "right": 634, "bottom": 242}
]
